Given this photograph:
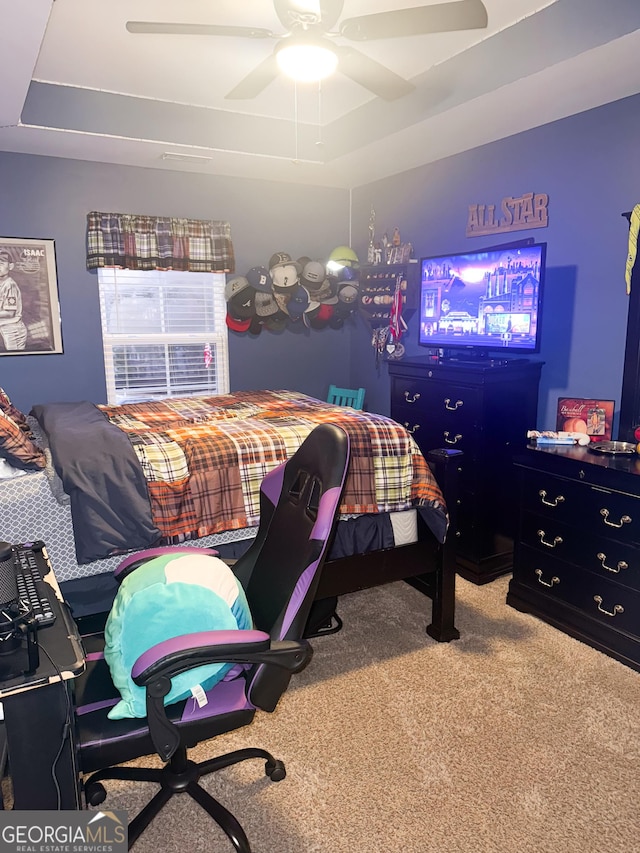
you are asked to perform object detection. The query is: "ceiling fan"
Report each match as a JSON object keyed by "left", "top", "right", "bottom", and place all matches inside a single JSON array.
[{"left": 126, "top": 0, "right": 488, "bottom": 101}]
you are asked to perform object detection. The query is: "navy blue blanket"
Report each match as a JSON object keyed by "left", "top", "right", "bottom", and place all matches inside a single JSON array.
[{"left": 31, "top": 401, "right": 161, "bottom": 564}]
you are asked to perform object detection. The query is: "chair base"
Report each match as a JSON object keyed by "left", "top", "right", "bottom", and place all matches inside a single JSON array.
[
  {"left": 84, "top": 746, "right": 285, "bottom": 852},
  {"left": 304, "top": 611, "right": 343, "bottom": 638},
  {"left": 304, "top": 596, "right": 343, "bottom": 638}
]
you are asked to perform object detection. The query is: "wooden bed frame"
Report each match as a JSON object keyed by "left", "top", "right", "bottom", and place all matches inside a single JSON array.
[
  {"left": 62, "top": 447, "right": 462, "bottom": 642},
  {"left": 0, "top": 446, "right": 460, "bottom": 643},
  {"left": 312, "top": 448, "right": 462, "bottom": 643}
]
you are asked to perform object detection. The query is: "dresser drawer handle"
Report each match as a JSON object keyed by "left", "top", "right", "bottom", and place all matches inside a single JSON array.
[
  {"left": 403, "top": 391, "right": 421, "bottom": 404},
  {"left": 599, "top": 509, "right": 632, "bottom": 528},
  {"left": 403, "top": 422, "right": 420, "bottom": 435},
  {"left": 593, "top": 595, "right": 624, "bottom": 617},
  {"left": 535, "top": 569, "right": 560, "bottom": 588},
  {"left": 538, "top": 490, "right": 565, "bottom": 507},
  {"left": 444, "top": 431, "right": 462, "bottom": 445},
  {"left": 596, "top": 553, "right": 628, "bottom": 573},
  {"left": 537, "top": 530, "right": 563, "bottom": 548},
  {"left": 444, "top": 398, "right": 464, "bottom": 411}
]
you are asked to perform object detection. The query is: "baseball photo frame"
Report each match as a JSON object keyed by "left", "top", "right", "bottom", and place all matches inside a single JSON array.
[{"left": 0, "top": 236, "right": 63, "bottom": 355}]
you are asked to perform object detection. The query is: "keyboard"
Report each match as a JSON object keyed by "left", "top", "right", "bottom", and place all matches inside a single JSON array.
[{"left": 13, "top": 542, "right": 56, "bottom": 628}]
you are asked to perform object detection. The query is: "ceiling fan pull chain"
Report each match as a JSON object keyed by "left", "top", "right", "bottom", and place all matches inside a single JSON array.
[
  {"left": 317, "top": 80, "right": 324, "bottom": 149},
  {"left": 294, "top": 80, "right": 300, "bottom": 164}
]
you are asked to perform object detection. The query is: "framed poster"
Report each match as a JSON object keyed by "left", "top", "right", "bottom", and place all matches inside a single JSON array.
[
  {"left": 556, "top": 397, "right": 615, "bottom": 442},
  {"left": 0, "top": 236, "right": 63, "bottom": 355}
]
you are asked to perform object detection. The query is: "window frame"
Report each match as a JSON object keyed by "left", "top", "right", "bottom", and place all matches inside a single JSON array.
[{"left": 97, "top": 267, "right": 229, "bottom": 405}]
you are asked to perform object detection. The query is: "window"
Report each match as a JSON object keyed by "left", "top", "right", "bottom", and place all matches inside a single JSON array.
[{"left": 97, "top": 268, "right": 229, "bottom": 404}]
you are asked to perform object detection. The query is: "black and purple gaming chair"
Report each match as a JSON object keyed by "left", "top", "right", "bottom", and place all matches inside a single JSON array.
[{"left": 74, "top": 423, "right": 350, "bottom": 852}]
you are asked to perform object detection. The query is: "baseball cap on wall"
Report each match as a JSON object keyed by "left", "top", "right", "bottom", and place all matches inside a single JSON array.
[
  {"left": 287, "top": 285, "right": 312, "bottom": 321},
  {"left": 337, "top": 282, "right": 359, "bottom": 304},
  {"left": 272, "top": 291, "right": 291, "bottom": 315},
  {"left": 228, "top": 285, "right": 257, "bottom": 319},
  {"left": 337, "top": 264, "right": 359, "bottom": 282},
  {"left": 246, "top": 266, "right": 273, "bottom": 293},
  {"left": 264, "top": 310, "right": 289, "bottom": 332},
  {"left": 268, "top": 252, "right": 302, "bottom": 272},
  {"left": 254, "top": 291, "right": 279, "bottom": 317},
  {"left": 314, "top": 278, "right": 339, "bottom": 305},
  {"left": 327, "top": 245, "right": 359, "bottom": 270},
  {"left": 226, "top": 312, "right": 252, "bottom": 332},
  {"left": 301, "top": 261, "right": 326, "bottom": 288},
  {"left": 306, "top": 302, "right": 334, "bottom": 329},
  {"left": 225, "top": 275, "right": 250, "bottom": 301},
  {"left": 269, "top": 252, "right": 301, "bottom": 291},
  {"left": 248, "top": 316, "right": 263, "bottom": 335}
]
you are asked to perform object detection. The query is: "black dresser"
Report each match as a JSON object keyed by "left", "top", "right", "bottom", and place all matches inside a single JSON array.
[
  {"left": 389, "top": 357, "right": 543, "bottom": 584},
  {"left": 507, "top": 444, "right": 640, "bottom": 672}
]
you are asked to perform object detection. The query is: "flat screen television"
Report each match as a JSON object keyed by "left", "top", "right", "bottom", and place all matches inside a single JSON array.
[{"left": 418, "top": 242, "right": 546, "bottom": 358}]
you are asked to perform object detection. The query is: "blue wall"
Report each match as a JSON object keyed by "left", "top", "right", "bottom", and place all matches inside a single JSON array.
[
  {"left": 350, "top": 93, "right": 640, "bottom": 430},
  {"left": 0, "top": 93, "right": 639, "bottom": 429},
  {"left": 0, "top": 155, "right": 351, "bottom": 413}
]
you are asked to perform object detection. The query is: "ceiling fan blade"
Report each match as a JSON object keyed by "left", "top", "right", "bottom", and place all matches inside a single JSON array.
[
  {"left": 225, "top": 54, "right": 280, "bottom": 99},
  {"left": 335, "top": 47, "right": 414, "bottom": 101},
  {"left": 340, "top": 0, "right": 488, "bottom": 41},
  {"left": 126, "top": 21, "right": 274, "bottom": 39}
]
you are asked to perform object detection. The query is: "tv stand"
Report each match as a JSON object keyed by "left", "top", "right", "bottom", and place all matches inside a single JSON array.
[{"left": 389, "top": 357, "right": 543, "bottom": 584}]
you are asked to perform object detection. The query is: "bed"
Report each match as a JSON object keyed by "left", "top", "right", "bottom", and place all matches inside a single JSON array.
[{"left": 5, "top": 390, "right": 460, "bottom": 641}]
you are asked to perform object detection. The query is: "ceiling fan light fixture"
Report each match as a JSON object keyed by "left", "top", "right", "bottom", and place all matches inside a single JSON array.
[{"left": 276, "top": 41, "right": 338, "bottom": 83}]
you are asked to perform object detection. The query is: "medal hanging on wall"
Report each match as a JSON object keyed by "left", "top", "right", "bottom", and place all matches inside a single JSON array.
[
  {"left": 386, "top": 274, "right": 407, "bottom": 360},
  {"left": 372, "top": 326, "right": 390, "bottom": 367}
]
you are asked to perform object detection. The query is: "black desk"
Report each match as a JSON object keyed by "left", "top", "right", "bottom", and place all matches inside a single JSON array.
[{"left": 0, "top": 546, "right": 85, "bottom": 809}]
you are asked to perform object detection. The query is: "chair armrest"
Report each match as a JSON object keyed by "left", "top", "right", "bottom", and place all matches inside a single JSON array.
[
  {"left": 132, "top": 629, "right": 312, "bottom": 763},
  {"left": 131, "top": 630, "right": 310, "bottom": 686}
]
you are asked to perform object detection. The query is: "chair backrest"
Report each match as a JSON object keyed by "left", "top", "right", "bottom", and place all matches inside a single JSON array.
[
  {"left": 232, "top": 423, "right": 350, "bottom": 709},
  {"left": 327, "top": 384, "right": 366, "bottom": 410}
]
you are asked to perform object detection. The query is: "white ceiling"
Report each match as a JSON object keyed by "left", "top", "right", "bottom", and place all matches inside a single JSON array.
[{"left": 1, "top": 0, "right": 639, "bottom": 189}]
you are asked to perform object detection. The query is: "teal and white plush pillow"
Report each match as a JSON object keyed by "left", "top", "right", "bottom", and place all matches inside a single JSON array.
[{"left": 104, "top": 551, "right": 252, "bottom": 720}]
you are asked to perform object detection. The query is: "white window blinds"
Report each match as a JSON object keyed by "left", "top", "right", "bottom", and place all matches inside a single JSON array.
[{"left": 97, "top": 268, "right": 229, "bottom": 404}]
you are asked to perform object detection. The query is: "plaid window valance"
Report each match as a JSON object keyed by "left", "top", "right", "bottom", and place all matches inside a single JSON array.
[{"left": 86, "top": 211, "right": 235, "bottom": 273}]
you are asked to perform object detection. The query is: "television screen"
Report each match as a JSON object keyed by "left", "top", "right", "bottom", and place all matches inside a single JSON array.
[{"left": 418, "top": 242, "right": 546, "bottom": 356}]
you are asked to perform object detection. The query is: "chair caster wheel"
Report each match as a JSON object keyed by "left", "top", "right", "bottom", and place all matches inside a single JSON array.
[
  {"left": 85, "top": 781, "right": 107, "bottom": 806},
  {"left": 265, "top": 759, "right": 286, "bottom": 782}
]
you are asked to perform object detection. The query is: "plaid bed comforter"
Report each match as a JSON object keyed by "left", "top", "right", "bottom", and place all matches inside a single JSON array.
[{"left": 99, "top": 389, "right": 448, "bottom": 544}]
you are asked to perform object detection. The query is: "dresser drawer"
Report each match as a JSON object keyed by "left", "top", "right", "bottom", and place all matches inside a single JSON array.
[
  {"left": 521, "top": 469, "right": 640, "bottom": 545},
  {"left": 520, "top": 511, "right": 640, "bottom": 592},
  {"left": 516, "top": 545, "right": 640, "bottom": 637},
  {"left": 391, "top": 375, "right": 482, "bottom": 406},
  {"left": 391, "top": 377, "right": 481, "bottom": 417},
  {"left": 393, "top": 405, "right": 478, "bottom": 456}
]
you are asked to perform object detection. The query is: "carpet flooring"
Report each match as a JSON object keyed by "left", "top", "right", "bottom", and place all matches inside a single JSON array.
[{"left": 90, "top": 575, "right": 640, "bottom": 853}]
